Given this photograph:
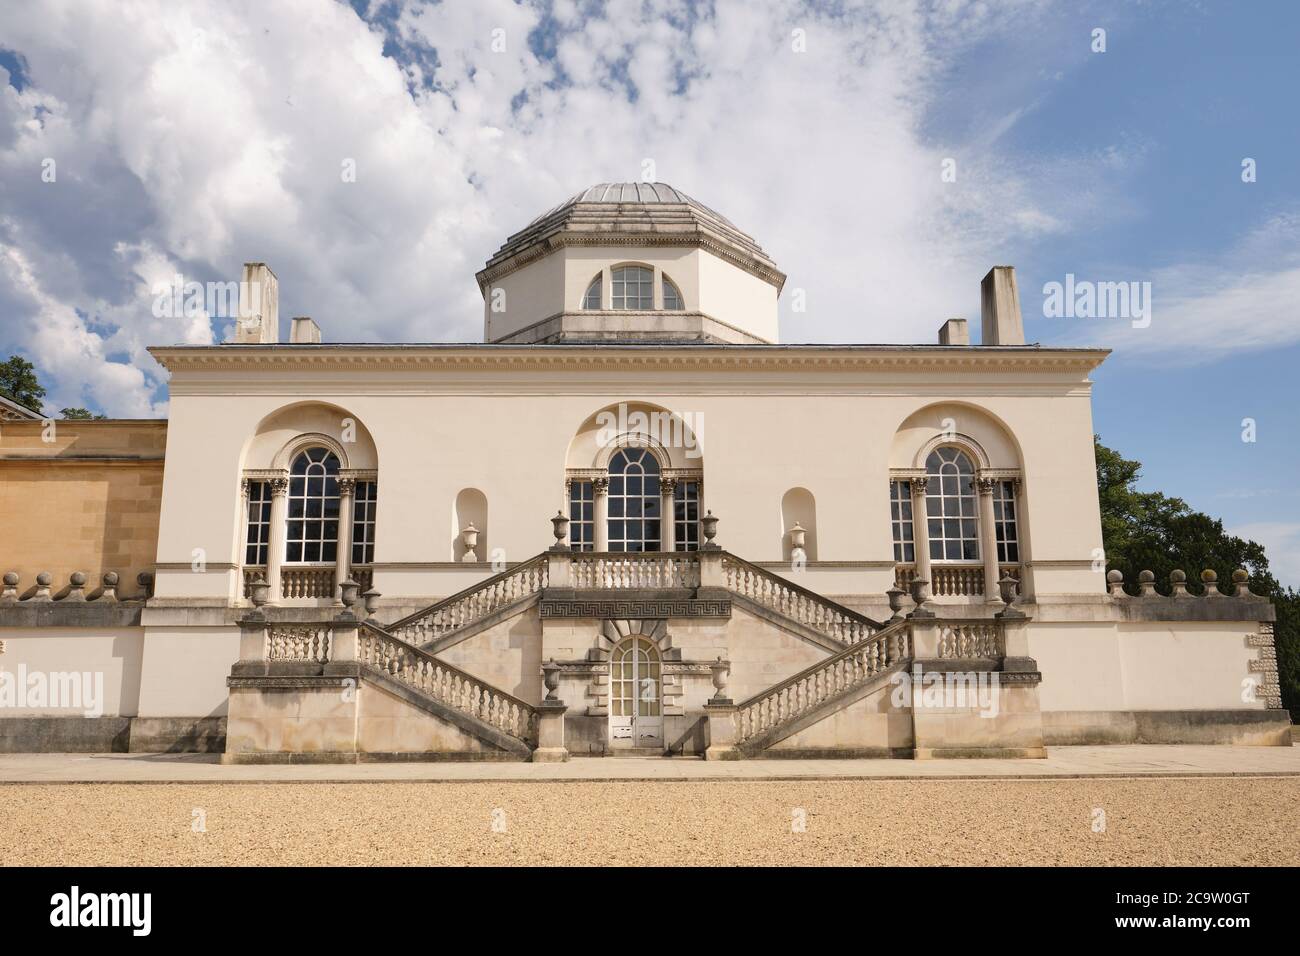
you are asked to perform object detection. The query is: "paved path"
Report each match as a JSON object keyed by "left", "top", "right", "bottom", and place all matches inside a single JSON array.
[{"left": 0, "top": 744, "right": 1296, "bottom": 784}]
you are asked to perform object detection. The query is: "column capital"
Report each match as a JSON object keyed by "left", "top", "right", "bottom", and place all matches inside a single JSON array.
[
  {"left": 660, "top": 476, "right": 678, "bottom": 494},
  {"left": 269, "top": 476, "right": 290, "bottom": 496},
  {"left": 592, "top": 476, "right": 609, "bottom": 497},
  {"left": 976, "top": 476, "right": 998, "bottom": 495},
  {"left": 910, "top": 475, "right": 929, "bottom": 495},
  {"left": 337, "top": 477, "right": 357, "bottom": 496}
]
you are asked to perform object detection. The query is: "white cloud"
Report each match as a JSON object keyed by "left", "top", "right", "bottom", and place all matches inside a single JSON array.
[
  {"left": 1230, "top": 521, "right": 1300, "bottom": 591},
  {"left": 0, "top": 0, "right": 1135, "bottom": 415},
  {"left": 1063, "top": 211, "right": 1300, "bottom": 362}
]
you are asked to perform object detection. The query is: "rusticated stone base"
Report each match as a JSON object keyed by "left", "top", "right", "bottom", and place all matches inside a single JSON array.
[
  {"left": 0, "top": 716, "right": 225, "bottom": 753},
  {"left": 1043, "top": 709, "right": 1293, "bottom": 746}
]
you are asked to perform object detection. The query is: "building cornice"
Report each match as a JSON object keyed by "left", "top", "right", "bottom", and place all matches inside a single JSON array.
[{"left": 149, "top": 343, "right": 1110, "bottom": 377}]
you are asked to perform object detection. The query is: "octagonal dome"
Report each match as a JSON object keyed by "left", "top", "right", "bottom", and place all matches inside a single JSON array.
[{"left": 478, "top": 182, "right": 783, "bottom": 292}]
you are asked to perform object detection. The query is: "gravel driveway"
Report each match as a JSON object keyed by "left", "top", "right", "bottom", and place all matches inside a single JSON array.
[{"left": 2, "top": 777, "right": 1295, "bottom": 866}]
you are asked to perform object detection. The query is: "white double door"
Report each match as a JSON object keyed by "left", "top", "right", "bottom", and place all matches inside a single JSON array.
[{"left": 609, "top": 637, "right": 663, "bottom": 748}]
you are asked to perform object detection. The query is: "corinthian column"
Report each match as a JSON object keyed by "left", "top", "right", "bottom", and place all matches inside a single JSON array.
[
  {"left": 593, "top": 477, "right": 610, "bottom": 552},
  {"left": 910, "top": 476, "right": 932, "bottom": 586},
  {"left": 265, "top": 476, "right": 289, "bottom": 605},
  {"left": 335, "top": 477, "right": 356, "bottom": 602},
  {"left": 977, "top": 477, "right": 1000, "bottom": 602},
  {"left": 660, "top": 477, "right": 677, "bottom": 552}
]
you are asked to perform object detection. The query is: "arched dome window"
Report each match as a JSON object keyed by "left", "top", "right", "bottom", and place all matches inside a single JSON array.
[
  {"left": 582, "top": 274, "right": 602, "bottom": 310},
  {"left": 925, "top": 447, "right": 978, "bottom": 561},
  {"left": 608, "top": 447, "right": 661, "bottom": 551},
  {"left": 287, "top": 447, "right": 341, "bottom": 563},
  {"left": 661, "top": 275, "right": 684, "bottom": 310},
  {"left": 611, "top": 266, "right": 653, "bottom": 310}
]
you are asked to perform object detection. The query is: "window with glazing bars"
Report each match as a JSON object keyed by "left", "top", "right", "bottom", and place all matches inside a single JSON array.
[
  {"left": 568, "top": 480, "right": 594, "bottom": 551},
  {"left": 286, "top": 447, "right": 341, "bottom": 563},
  {"left": 245, "top": 480, "right": 271, "bottom": 565},
  {"left": 352, "top": 480, "right": 377, "bottom": 564},
  {"left": 674, "top": 480, "right": 700, "bottom": 551},
  {"left": 890, "top": 480, "right": 915, "bottom": 562},
  {"left": 993, "top": 480, "right": 1019, "bottom": 564}
]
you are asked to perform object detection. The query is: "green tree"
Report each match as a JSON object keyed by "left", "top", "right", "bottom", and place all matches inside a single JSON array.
[
  {"left": 0, "top": 354, "right": 45, "bottom": 412},
  {"left": 1095, "top": 437, "right": 1299, "bottom": 718},
  {"left": 60, "top": 407, "right": 106, "bottom": 420}
]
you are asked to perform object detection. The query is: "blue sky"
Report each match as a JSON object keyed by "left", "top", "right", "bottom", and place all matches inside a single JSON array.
[{"left": 0, "top": 0, "right": 1297, "bottom": 582}]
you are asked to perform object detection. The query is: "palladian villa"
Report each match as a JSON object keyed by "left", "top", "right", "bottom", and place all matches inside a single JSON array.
[{"left": 0, "top": 182, "right": 1288, "bottom": 760}]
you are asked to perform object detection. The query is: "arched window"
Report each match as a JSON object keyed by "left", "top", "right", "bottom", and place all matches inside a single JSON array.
[
  {"left": 661, "top": 275, "right": 684, "bottom": 310},
  {"left": 611, "top": 266, "right": 653, "bottom": 310},
  {"left": 286, "top": 447, "right": 341, "bottom": 563},
  {"left": 608, "top": 447, "right": 661, "bottom": 551},
  {"left": 582, "top": 275, "right": 602, "bottom": 310},
  {"left": 925, "top": 447, "right": 979, "bottom": 561}
]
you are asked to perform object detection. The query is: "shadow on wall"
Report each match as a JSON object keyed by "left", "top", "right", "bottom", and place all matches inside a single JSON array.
[
  {"left": 781, "top": 488, "right": 817, "bottom": 562},
  {"left": 453, "top": 488, "right": 488, "bottom": 562}
]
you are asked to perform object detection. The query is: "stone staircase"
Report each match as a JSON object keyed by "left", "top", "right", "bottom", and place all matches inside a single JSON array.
[
  {"left": 387, "top": 554, "right": 548, "bottom": 651},
  {"left": 233, "top": 553, "right": 1021, "bottom": 761},
  {"left": 732, "top": 617, "right": 912, "bottom": 755},
  {"left": 364, "top": 550, "right": 900, "bottom": 757},
  {"left": 356, "top": 622, "right": 538, "bottom": 757}
]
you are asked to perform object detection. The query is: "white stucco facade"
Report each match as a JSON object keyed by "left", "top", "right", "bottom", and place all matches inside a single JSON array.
[{"left": 0, "top": 182, "right": 1287, "bottom": 758}]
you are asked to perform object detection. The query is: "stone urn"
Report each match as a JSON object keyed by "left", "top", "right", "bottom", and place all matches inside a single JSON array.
[
  {"left": 362, "top": 588, "right": 382, "bottom": 619},
  {"left": 339, "top": 578, "right": 361, "bottom": 608},
  {"left": 461, "top": 523, "right": 479, "bottom": 562},
  {"left": 542, "top": 659, "right": 562, "bottom": 702},
  {"left": 249, "top": 576, "right": 270, "bottom": 608},
  {"left": 709, "top": 656, "right": 731, "bottom": 701},
  {"left": 701, "top": 511, "right": 719, "bottom": 549},
  {"left": 550, "top": 510, "right": 569, "bottom": 549}
]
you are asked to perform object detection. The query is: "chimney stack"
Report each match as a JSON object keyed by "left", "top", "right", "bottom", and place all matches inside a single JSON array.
[
  {"left": 236, "top": 263, "right": 279, "bottom": 344},
  {"left": 290, "top": 317, "right": 321, "bottom": 344},
  {"left": 938, "top": 318, "right": 970, "bottom": 346},
  {"left": 980, "top": 266, "right": 1025, "bottom": 345}
]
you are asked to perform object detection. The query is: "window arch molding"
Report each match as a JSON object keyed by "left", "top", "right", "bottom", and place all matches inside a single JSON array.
[
  {"left": 272, "top": 432, "right": 351, "bottom": 472},
  {"left": 592, "top": 431, "right": 671, "bottom": 471},
  {"left": 912, "top": 432, "right": 993, "bottom": 472}
]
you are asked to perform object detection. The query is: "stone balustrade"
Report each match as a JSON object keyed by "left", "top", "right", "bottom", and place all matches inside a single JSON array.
[
  {"left": 279, "top": 565, "right": 335, "bottom": 600},
  {"left": 244, "top": 564, "right": 372, "bottom": 600},
  {"left": 571, "top": 553, "right": 700, "bottom": 589},
  {"left": 388, "top": 555, "right": 548, "bottom": 645},
  {"left": 358, "top": 623, "right": 538, "bottom": 745},
  {"left": 0, "top": 569, "right": 150, "bottom": 604},
  {"left": 1106, "top": 567, "right": 1266, "bottom": 600},
  {"left": 266, "top": 624, "right": 332, "bottom": 664},
  {"left": 734, "top": 618, "right": 911, "bottom": 745},
  {"left": 935, "top": 620, "right": 1004, "bottom": 659},
  {"left": 894, "top": 563, "right": 1021, "bottom": 597},
  {"left": 722, "top": 553, "right": 883, "bottom": 644}
]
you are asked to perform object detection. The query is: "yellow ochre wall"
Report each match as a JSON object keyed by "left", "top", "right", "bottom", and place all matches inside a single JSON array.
[{"left": 0, "top": 420, "right": 166, "bottom": 594}]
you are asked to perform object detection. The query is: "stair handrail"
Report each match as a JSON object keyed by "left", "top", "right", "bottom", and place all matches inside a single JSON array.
[
  {"left": 358, "top": 622, "right": 539, "bottom": 745},
  {"left": 720, "top": 551, "right": 887, "bottom": 643},
  {"left": 386, "top": 553, "right": 549, "bottom": 644},
  {"left": 733, "top": 617, "right": 912, "bottom": 744}
]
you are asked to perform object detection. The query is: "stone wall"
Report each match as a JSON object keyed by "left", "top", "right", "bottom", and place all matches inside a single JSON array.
[{"left": 0, "top": 420, "right": 166, "bottom": 589}]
